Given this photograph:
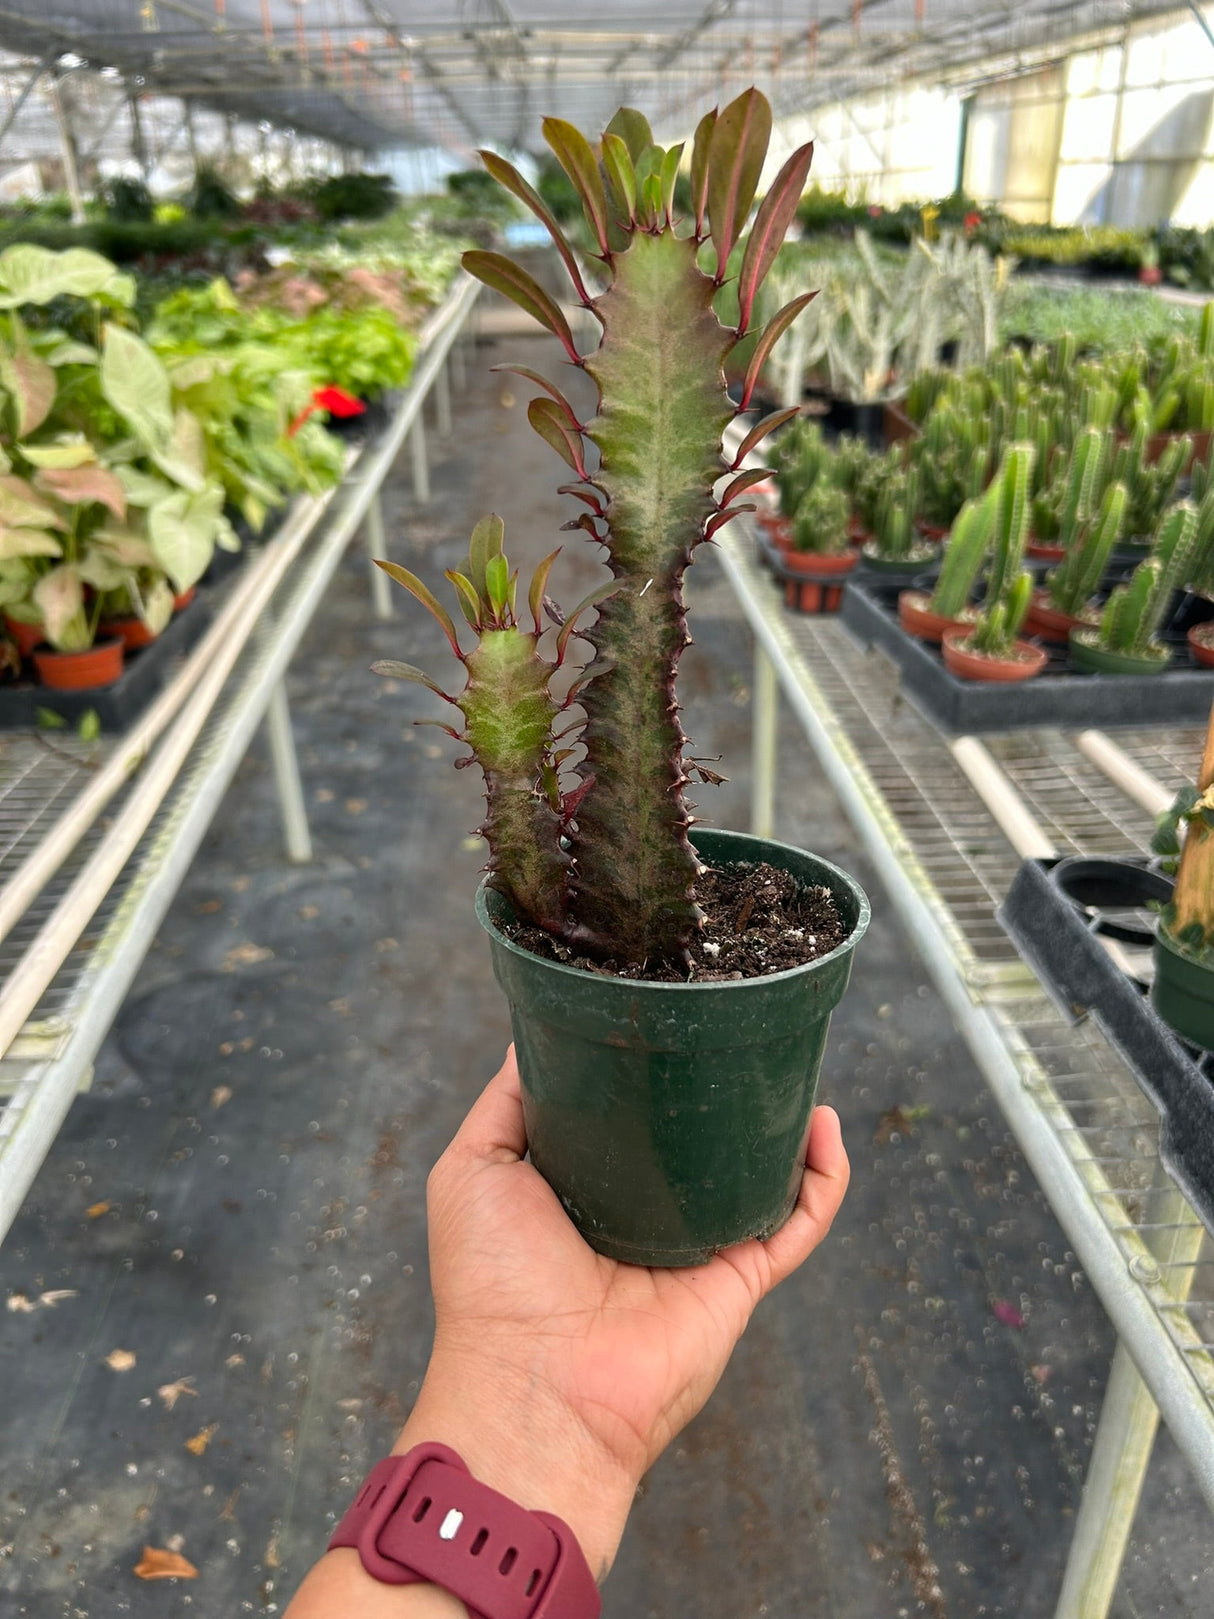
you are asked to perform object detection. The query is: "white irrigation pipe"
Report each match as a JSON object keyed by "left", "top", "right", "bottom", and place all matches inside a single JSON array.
[
  {"left": 0, "top": 490, "right": 334, "bottom": 949},
  {"left": 1076, "top": 730, "right": 1174, "bottom": 819},
  {"left": 948, "top": 735, "right": 1058, "bottom": 861}
]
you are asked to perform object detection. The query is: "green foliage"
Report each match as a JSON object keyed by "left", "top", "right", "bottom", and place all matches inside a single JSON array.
[
  {"left": 313, "top": 173, "right": 396, "bottom": 223},
  {"left": 966, "top": 443, "right": 1035, "bottom": 658},
  {"left": 534, "top": 157, "right": 584, "bottom": 226},
  {"left": 771, "top": 418, "right": 833, "bottom": 515},
  {"left": 791, "top": 479, "right": 849, "bottom": 555},
  {"left": 188, "top": 166, "right": 239, "bottom": 221},
  {"left": 868, "top": 468, "right": 924, "bottom": 561},
  {"left": 929, "top": 493, "right": 990, "bottom": 619},
  {"left": 102, "top": 177, "right": 154, "bottom": 224},
  {"left": 1112, "top": 424, "right": 1188, "bottom": 538},
  {"left": 909, "top": 405, "right": 988, "bottom": 527},
  {"left": 1046, "top": 479, "right": 1127, "bottom": 618}
]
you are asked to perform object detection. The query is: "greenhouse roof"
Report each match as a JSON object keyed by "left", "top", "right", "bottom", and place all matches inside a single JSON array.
[{"left": 0, "top": 0, "right": 1193, "bottom": 155}]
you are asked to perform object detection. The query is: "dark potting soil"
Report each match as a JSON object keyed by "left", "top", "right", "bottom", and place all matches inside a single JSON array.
[{"left": 504, "top": 860, "right": 845, "bottom": 982}]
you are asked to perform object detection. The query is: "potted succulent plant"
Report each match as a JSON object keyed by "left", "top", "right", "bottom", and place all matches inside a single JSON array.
[
  {"left": 898, "top": 485, "right": 989, "bottom": 644},
  {"left": 765, "top": 417, "right": 830, "bottom": 548},
  {"left": 908, "top": 404, "right": 987, "bottom": 540},
  {"left": 860, "top": 467, "right": 936, "bottom": 577},
  {"left": 782, "top": 477, "right": 856, "bottom": 613},
  {"left": 1028, "top": 423, "right": 1113, "bottom": 565},
  {"left": 1069, "top": 503, "right": 1198, "bottom": 676},
  {"left": 375, "top": 91, "right": 870, "bottom": 1267},
  {"left": 1111, "top": 423, "right": 1189, "bottom": 555},
  {"left": 1152, "top": 702, "right": 1214, "bottom": 1049},
  {"left": 941, "top": 444, "right": 1047, "bottom": 682},
  {"left": 1024, "top": 430, "right": 1128, "bottom": 643}
]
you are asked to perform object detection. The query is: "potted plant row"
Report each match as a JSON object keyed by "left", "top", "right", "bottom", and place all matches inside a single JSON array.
[{"left": 374, "top": 90, "right": 870, "bottom": 1266}]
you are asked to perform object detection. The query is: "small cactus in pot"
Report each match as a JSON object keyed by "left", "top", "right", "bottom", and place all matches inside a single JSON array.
[
  {"left": 861, "top": 467, "right": 936, "bottom": 575},
  {"left": 373, "top": 90, "right": 871, "bottom": 1266},
  {"left": 898, "top": 488, "right": 988, "bottom": 644},
  {"left": 1026, "top": 478, "right": 1128, "bottom": 643},
  {"left": 1070, "top": 502, "right": 1199, "bottom": 675},
  {"left": 1150, "top": 699, "right": 1214, "bottom": 1049},
  {"left": 941, "top": 443, "right": 1047, "bottom": 682},
  {"left": 783, "top": 475, "right": 856, "bottom": 613}
]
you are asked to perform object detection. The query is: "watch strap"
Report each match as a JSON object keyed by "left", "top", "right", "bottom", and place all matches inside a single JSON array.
[{"left": 329, "top": 1445, "right": 601, "bottom": 1619}]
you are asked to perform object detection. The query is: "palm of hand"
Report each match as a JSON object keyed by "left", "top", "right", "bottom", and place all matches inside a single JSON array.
[{"left": 426, "top": 1051, "right": 847, "bottom": 1481}]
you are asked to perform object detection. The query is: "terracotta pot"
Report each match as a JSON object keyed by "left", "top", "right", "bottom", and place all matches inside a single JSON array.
[
  {"left": 1114, "top": 427, "right": 1211, "bottom": 477},
  {"left": 1026, "top": 538, "right": 1067, "bottom": 563},
  {"left": 1138, "top": 265, "right": 1163, "bottom": 287},
  {"left": 941, "top": 631, "right": 1048, "bottom": 683},
  {"left": 173, "top": 586, "right": 196, "bottom": 611},
  {"left": 98, "top": 616, "right": 158, "bottom": 652},
  {"left": 4, "top": 616, "right": 43, "bottom": 658},
  {"left": 781, "top": 549, "right": 858, "bottom": 615},
  {"left": 758, "top": 512, "right": 792, "bottom": 546},
  {"left": 1022, "top": 590, "right": 1094, "bottom": 646},
  {"left": 897, "top": 590, "right": 973, "bottom": 645},
  {"left": 33, "top": 638, "right": 124, "bottom": 692},
  {"left": 847, "top": 514, "right": 871, "bottom": 546},
  {"left": 882, "top": 400, "right": 919, "bottom": 446},
  {"left": 1188, "top": 624, "right": 1214, "bottom": 668}
]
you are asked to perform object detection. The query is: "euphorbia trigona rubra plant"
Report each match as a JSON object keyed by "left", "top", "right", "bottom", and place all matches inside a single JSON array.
[{"left": 377, "top": 88, "right": 816, "bottom": 968}]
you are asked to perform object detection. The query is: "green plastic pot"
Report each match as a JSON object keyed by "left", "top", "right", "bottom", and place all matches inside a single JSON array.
[
  {"left": 476, "top": 828, "right": 870, "bottom": 1266},
  {"left": 1068, "top": 630, "right": 1170, "bottom": 676},
  {"left": 859, "top": 545, "right": 938, "bottom": 578},
  {"left": 1153, "top": 925, "right": 1214, "bottom": 1051}
]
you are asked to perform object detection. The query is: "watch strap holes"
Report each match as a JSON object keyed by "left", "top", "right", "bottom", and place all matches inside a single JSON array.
[
  {"left": 498, "top": 1547, "right": 518, "bottom": 1576},
  {"left": 526, "top": 1569, "right": 542, "bottom": 1596},
  {"left": 412, "top": 1496, "right": 432, "bottom": 1523},
  {"left": 470, "top": 1528, "right": 489, "bottom": 1556}
]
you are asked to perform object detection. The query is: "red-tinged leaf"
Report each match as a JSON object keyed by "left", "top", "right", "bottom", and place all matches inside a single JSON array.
[
  {"left": 374, "top": 561, "right": 462, "bottom": 655},
  {"left": 445, "top": 569, "right": 482, "bottom": 628},
  {"left": 528, "top": 548, "right": 561, "bottom": 633},
  {"left": 704, "top": 506, "right": 752, "bottom": 542},
  {"left": 542, "top": 117, "right": 612, "bottom": 254},
  {"left": 690, "top": 108, "right": 717, "bottom": 236},
  {"left": 133, "top": 1546, "right": 198, "bottom": 1581},
  {"left": 557, "top": 481, "right": 607, "bottom": 516},
  {"left": 601, "top": 133, "right": 637, "bottom": 227},
  {"left": 741, "top": 292, "right": 818, "bottom": 409},
  {"left": 1, "top": 347, "right": 55, "bottom": 437},
  {"left": 370, "top": 659, "right": 453, "bottom": 700},
  {"left": 993, "top": 1300, "right": 1026, "bottom": 1330},
  {"left": 707, "top": 88, "right": 773, "bottom": 278},
  {"left": 492, "top": 366, "right": 582, "bottom": 430},
  {"left": 731, "top": 406, "right": 800, "bottom": 468},
  {"left": 467, "top": 513, "right": 504, "bottom": 600},
  {"left": 416, "top": 719, "right": 463, "bottom": 742},
  {"left": 604, "top": 106, "right": 653, "bottom": 161},
  {"left": 528, "top": 397, "right": 587, "bottom": 477},
  {"left": 718, "top": 468, "right": 772, "bottom": 507},
  {"left": 559, "top": 512, "right": 605, "bottom": 540},
  {"left": 562, "top": 776, "right": 595, "bottom": 817},
  {"left": 477, "top": 150, "right": 591, "bottom": 303},
  {"left": 462, "top": 252, "right": 579, "bottom": 362},
  {"left": 557, "top": 580, "right": 619, "bottom": 660},
  {"left": 736, "top": 141, "right": 815, "bottom": 331},
  {"left": 34, "top": 465, "right": 127, "bottom": 519}
]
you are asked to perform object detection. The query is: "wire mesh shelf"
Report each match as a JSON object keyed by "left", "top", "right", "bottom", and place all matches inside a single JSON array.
[{"left": 718, "top": 528, "right": 1214, "bottom": 1487}]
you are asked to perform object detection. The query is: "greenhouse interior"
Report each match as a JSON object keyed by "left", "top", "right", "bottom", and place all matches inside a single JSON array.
[{"left": 5, "top": 1, "right": 1214, "bottom": 1615}]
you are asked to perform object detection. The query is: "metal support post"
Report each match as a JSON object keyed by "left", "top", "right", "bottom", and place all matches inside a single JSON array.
[
  {"left": 49, "top": 78, "right": 85, "bottom": 225},
  {"left": 410, "top": 416, "right": 431, "bottom": 506},
  {"left": 1054, "top": 1175, "right": 1207, "bottom": 1619},
  {"left": 127, "top": 90, "right": 148, "bottom": 179},
  {"left": 435, "top": 359, "right": 453, "bottom": 438},
  {"left": 264, "top": 681, "right": 313, "bottom": 864},
  {"left": 0, "top": 51, "right": 54, "bottom": 147},
  {"left": 364, "top": 490, "right": 393, "bottom": 620},
  {"left": 751, "top": 642, "right": 778, "bottom": 840},
  {"left": 450, "top": 337, "right": 468, "bottom": 392}
]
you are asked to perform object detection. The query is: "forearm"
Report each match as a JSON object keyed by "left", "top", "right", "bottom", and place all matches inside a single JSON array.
[{"left": 285, "top": 1355, "right": 638, "bottom": 1616}]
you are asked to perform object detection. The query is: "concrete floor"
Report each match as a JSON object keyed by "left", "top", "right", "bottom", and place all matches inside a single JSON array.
[{"left": 1, "top": 329, "right": 1211, "bottom": 1618}]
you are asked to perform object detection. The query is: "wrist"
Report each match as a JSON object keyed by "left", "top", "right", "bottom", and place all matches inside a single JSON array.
[{"left": 394, "top": 1350, "right": 640, "bottom": 1582}]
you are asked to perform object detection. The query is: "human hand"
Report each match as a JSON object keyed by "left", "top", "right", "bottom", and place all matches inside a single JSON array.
[{"left": 397, "top": 1044, "right": 850, "bottom": 1579}]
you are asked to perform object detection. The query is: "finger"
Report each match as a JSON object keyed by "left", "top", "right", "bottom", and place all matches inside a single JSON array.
[
  {"left": 448, "top": 1045, "right": 528, "bottom": 1164},
  {"left": 755, "top": 1106, "right": 849, "bottom": 1290}
]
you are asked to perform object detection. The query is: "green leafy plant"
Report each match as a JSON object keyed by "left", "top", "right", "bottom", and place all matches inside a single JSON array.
[
  {"left": 1084, "top": 503, "right": 1199, "bottom": 663},
  {"left": 313, "top": 173, "right": 397, "bottom": 223},
  {"left": 378, "top": 90, "right": 815, "bottom": 967}
]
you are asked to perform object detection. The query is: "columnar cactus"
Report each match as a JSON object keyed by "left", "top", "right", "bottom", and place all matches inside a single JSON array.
[
  {"left": 966, "top": 443, "right": 1035, "bottom": 657},
  {"left": 1046, "top": 480, "right": 1128, "bottom": 618},
  {"left": 381, "top": 91, "right": 816, "bottom": 966},
  {"left": 1112, "top": 423, "right": 1190, "bottom": 539},
  {"left": 928, "top": 491, "right": 990, "bottom": 620},
  {"left": 1032, "top": 424, "right": 1111, "bottom": 548},
  {"left": 1096, "top": 502, "right": 1198, "bottom": 659}
]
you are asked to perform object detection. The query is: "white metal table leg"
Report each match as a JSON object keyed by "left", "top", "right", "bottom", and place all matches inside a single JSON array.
[
  {"left": 410, "top": 416, "right": 431, "bottom": 506},
  {"left": 364, "top": 490, "right": 393, "bottom": 620},
  {"left": 450, "top": 337, "right": 467, "bottom": 392},
  {"left": 1054, "top": 1180, "right": 1206, "bottom": 1619},
  {"left": 435, "top": 358, "right": 453, "bottom": 438},
  {"left": 751, "top": 642, "right": 778, "bottom": 839},
  {"left": 265, "top": 681, "right": 312, "bottom": 864}
]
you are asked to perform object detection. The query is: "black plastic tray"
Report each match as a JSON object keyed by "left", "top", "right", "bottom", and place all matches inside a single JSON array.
[
  {"left": 0, "top": 593, "right": 213, "bottom": 733},
  {"left": 998, "top": 856, "right": 1214, "bottom": 1238},
  {"left": 840, "top": 578, "right": 1214, "bottom": 733}
]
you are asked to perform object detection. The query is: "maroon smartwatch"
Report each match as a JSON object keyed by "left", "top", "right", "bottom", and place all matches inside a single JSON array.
[{"left": 329, "top": 1444, "right": 602, "bottom": 1619}]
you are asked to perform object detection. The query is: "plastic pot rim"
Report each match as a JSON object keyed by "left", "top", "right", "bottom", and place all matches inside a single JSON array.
[{"left": 475, "top": 829, "right": 871, "bottom": 995}]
